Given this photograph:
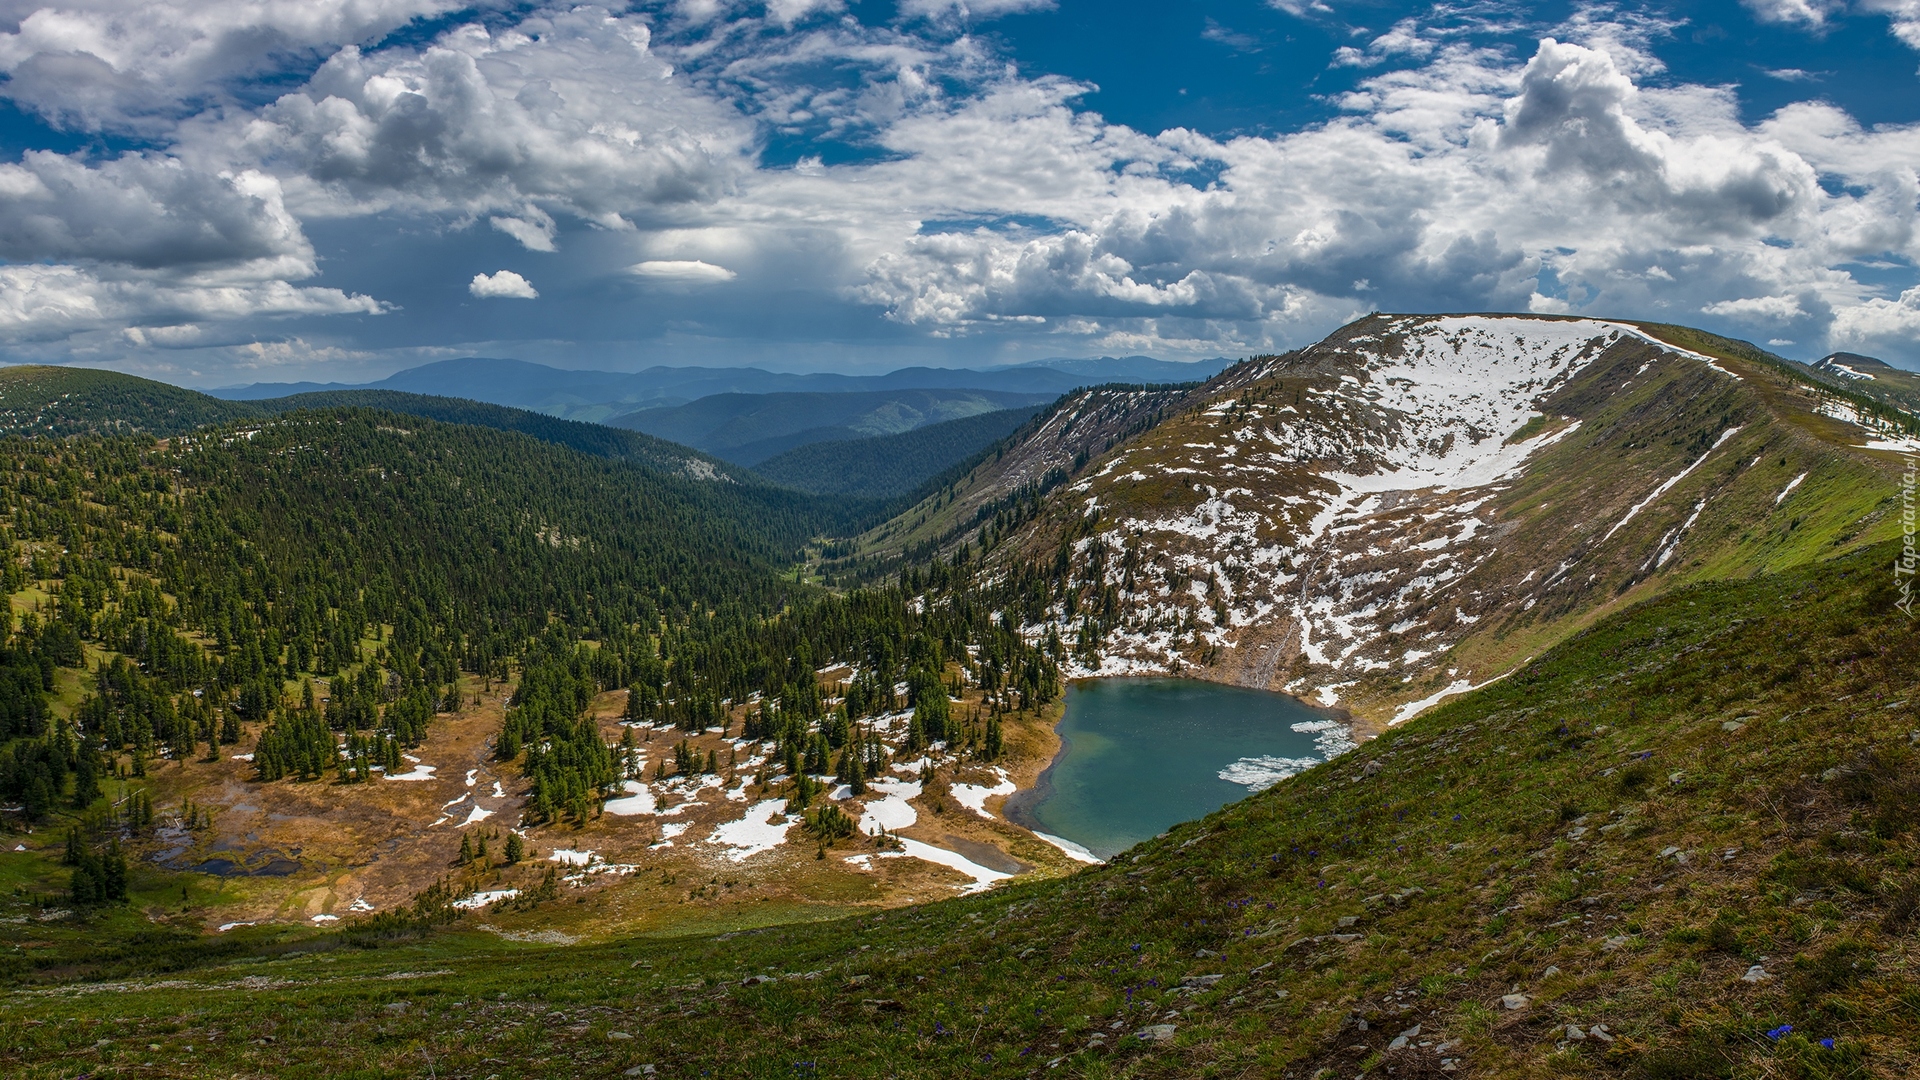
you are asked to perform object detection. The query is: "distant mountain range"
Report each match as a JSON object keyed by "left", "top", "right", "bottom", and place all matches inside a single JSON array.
[
  {"left": 208, "top": 355, "right": 1230, "bottom": 424},
  {"left": 609, "top": 388, "right": 1056, "bottom": 465}
]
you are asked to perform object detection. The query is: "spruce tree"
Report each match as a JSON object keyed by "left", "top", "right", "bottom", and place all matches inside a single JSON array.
[{"left": 505, "top": 832, "right": 525, "bottom": 864}]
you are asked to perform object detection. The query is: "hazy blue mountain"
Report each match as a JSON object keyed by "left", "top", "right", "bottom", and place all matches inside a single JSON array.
[
  {"left": 749, "top": 406, "right": 1045, "bottom": 499},
  {"left": 208, "top": 355, "right": 1224, "bottom": 423},
  {"left": 609, "top": 388, "right": 1057, "bottom": 465},
  {"left": 996, "top": 355, "right": 1233, "bottom": 382}
]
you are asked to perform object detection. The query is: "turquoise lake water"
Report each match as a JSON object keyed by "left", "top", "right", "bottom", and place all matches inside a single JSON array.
[{"left": 1011, "top": 678, "right": 1347, "bottom": 861}]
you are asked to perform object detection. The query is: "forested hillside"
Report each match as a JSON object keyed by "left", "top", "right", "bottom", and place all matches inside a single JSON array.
[
  {"left": 611, "top": 388, "right": 1060, "bottom": 465},
  {"left": 0, "top": 405, "right": 1068, "bottom": 927},
  {"left": 251, "top": 390, "right": 762, "bottom": 484},
  {"left": 750, "top": 405, "right": 1044, "bottom": 499},
  {"left": 0, "top": 366, "right": 256, "bottom": 438}
]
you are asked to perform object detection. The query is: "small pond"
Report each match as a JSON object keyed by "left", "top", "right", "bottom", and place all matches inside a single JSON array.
[{"left": 1007, "top": 678, "right": 1350, "bottom": 861}]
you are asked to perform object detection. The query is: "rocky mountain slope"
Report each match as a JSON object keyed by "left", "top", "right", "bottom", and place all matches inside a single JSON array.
[{"left": 867, "top": 314, "right": 1917, "bottom": 729}]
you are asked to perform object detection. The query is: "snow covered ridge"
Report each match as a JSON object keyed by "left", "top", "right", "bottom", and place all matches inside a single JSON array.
[{"left": 1015, "top": 313, "right": 1802, "bottom": 722}]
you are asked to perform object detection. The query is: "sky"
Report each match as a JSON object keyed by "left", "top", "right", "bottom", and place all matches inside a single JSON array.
[{"left": 0, "top": 0, "right": 1917, "bottom": 386}]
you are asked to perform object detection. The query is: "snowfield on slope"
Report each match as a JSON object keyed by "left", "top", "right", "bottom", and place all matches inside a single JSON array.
[{"left": 1028, "top": 315, "right": 1752, "bottom": 717}]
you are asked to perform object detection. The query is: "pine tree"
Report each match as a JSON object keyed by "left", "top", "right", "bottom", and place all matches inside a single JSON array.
[
  {"left": 505, "top": 832, "right": 525, "bottom": 864},
  {"left": 459, "top": 833, "right": 474, "bottom": 864},
  {"left": 985, "top": 715, "right": 1003, "bottom": 760}
]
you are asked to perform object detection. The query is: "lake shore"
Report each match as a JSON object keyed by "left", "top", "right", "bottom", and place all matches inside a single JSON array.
[{"left": 995, "top": 677, "right": 1356, "bottom": 861}]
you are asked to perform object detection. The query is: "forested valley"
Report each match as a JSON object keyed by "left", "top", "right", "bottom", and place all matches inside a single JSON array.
[{"left": 0, "top": 406, "right": 1064, "bottom": 927}]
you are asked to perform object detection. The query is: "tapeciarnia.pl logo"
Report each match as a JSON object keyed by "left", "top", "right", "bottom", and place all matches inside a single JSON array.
[{"left": 1899, "top": 454, "right": 1917, "bottom": 618}]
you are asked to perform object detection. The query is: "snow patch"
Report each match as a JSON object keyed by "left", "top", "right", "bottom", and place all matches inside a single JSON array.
[
  {"left": 452, "top": 889, "right": 518, "bottom": 911},
  {"left": 1033, "top": 831, "right": 1104, "bottom": 864},
  {"left": 708, "top": 799, "right": 796, "bottom": 862},
  {"left": 889, "top": 838, "right": 1013, "bottom": 894},
  {"left": 603, "top": 780, "right": 656, "bottom": 817},
  {"left": 950, "top": 771, "right": 1015, "bottom": 816}
]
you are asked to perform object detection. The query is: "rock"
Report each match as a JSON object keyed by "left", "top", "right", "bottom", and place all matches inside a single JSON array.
[
  {"left": 623, "top": 1067, "right": 656, "bottom": 1077},
  {"left": 1330, "top": 933, "right": 1362, "bottom": 943},
  {"left": 741, "top": 974, "right": 777, "bottom": 986},
  {"left": 1542, "top": 966, "right": 1561, "bottom": 978},
  {"left": 860, "top": 999, "right": 905, "bottom": 1011},
  {"left": 1820, "top": 767, "right": 1847, "bottom": 782},
  {"left": 1659, "top": 846, "right": 1681, "bottom": 858},
  {"left": 1500, "top": 994, "right": 1530, "bottom": 1010},
  {"left": 1388, "top": 1036, "right": 1409, "bottom": 1051},
  {"left": 1603, "top": 935, "right": 1630, "bottom": 951},
  {"left": 1668, "top": 771, "right": 1686, "bottom": 784},
  {"left": 1565, "top": 1025, "right": 1586, "bottom": 1040},
  {"left": 1741, "top": 965, "right": 1772, "bottom": 983},
  {"left": 1590, "top": 1024, "right": 1614, "bottom": 1043},
  {"left": 1180, "top": 974, "right": 1225, "bottom": 988},
  {"left": 1135, "top": 1024, "right": 1178, "bottom": 1043},
  {"left": 1566, "top": 826, "right": 1588, "bottom": 839},
  {"left": 608, "top": 1031, "right": 633, "bottom": 1041},
  {"left": 1336, "top": 916, "right": 1359, "bottom": 928},
  {"left": 1018, "top": 947, "right": 1036, "bottom": 959},
  {"left": 846, "top": 974, "right": 870, "bottom": 986},
  {"left": 1194, "top": 949, "right": 1219, "bottom": 958},
  {"left": 1362, "top": 760, "right": 1384, "bottom": 777},
  {"left": 1721, "top": 721, "right": 1745, "bottom": 732},
  {"left": 382, "top": 1002, "right": 409, "bottom": 1015},
  {"left": 1398, "top": 1025, "right": 1422, "bottom": 1039}
]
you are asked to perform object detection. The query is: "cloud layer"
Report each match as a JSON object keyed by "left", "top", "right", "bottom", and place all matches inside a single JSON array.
[{"left": 0, "top": 0, "right": 1916, "bottom": 378}]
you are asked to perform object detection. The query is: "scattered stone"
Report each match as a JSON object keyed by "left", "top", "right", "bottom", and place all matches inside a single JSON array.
[
  {"left": 1741, "top": 966, "right": 1773, "bottom": 983},
  {"left": 1180, "top": 974, "right": 1225, "bottom": 989},
  {"left": 1194, "top": 949, "right": 1220, "bottom": 958},
  {"left": 1500, "top": 994, "right": 1530, "bottom": 1010},
  {"left": 846, "top": 975, "right": 870, "bottom": 986},
  {"left": 1135, "top": 1024, "right": 1177, "bottom": 1043},
  {"left": 608, "top": 1031, "right": 633, "bottom": 1041},
  {"left": 623, "top": 1066, "right": 656, "bottom": 1077},
  {"left": 1388, "top": 1035, "right": 1410, "bottom": 1051},
  {"left": 1336, "top": 916, "right": 1360, "bottom": 928},
  {"left": 1330, "top": 933, "right": 1363, "bottom": 943},
  {"left": 1659, "top": 846, "right": 1681, "bottom": 859},
  {"left": 1603, "top": 935, "right": 1630, "bottom": 951},
  {"left": 1590, "top": 1024, "right": 1615, "bottom": 1043},
  {"left": 382, "top": 1002, "right": 409, "bottom": 1015},
  {"left": 860, "top": 999, "right": 905, "bottom": 1011},
  {"left": 1566, "top": 826, "right": 1588, "bottom": 840},
  {"left": 1362, "top": 761, "right": 1384, "bottom": 777},
  {"left": 1668, "top": 771, "right": 1686, "bottom": 784},
  {"left": 1819, "top": 767, "right": 1847, "bottom": 783},
  {"left": 1018, "top": 948, "right": 1036, "bottom": 959},
  {"left": 1721, "top": 721, "right": 1745, "bottom": 732},
  {"left": 1565, "top": 1025, "right": 1586, "bottom": 1041},
  {"left": 741, "top": 975, "right": 777, "bottom": 986},
  {"left": 1542, "top": 966, "right": 1561, "bottom": 978}
]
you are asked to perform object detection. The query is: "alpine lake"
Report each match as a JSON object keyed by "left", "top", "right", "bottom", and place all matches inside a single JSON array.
[{"left": 1007, "top": 678, "right": 1349, "bottom": 862}]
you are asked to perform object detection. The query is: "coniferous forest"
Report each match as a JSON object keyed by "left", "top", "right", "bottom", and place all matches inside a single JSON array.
[{"left": 0, "top": 406, "right": 1061, "bottom": 886}]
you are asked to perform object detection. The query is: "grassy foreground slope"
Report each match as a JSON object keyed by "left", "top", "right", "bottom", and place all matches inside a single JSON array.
[{"left": 5, "top": 542, "right": 1914, "bottom": 1078}]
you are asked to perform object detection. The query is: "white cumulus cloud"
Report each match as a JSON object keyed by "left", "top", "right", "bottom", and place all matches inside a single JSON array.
[
  {"left": 469, "top": 270, "right": 538, "bottom": 298},
  {"left": 627, "top": 260, "right": 737, "bottom": 282}
]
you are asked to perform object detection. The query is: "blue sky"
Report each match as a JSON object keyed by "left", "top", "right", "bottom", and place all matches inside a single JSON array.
[{"left": 0, "top": 0, "right": 1916, "bottom": 385}]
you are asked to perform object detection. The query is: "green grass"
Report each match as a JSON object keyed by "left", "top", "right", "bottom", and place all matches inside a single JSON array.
[{"left": 3, "top": 542, "right": 1917, "bottom": 1077}]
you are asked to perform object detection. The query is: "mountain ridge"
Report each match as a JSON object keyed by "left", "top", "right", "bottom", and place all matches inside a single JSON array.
[{"left": 837, "top": 312, "right": 1918, "bottom": 730}]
